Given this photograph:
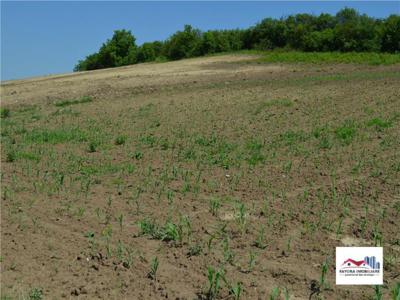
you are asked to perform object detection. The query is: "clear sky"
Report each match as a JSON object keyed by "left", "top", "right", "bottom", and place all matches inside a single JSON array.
[{"left": 1, "top": 1, "right": 399, "bottom": 81}]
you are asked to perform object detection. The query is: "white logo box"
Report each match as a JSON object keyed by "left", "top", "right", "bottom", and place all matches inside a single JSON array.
[{"left": 336, "top": 247, "right": 383, "bottom": 285}]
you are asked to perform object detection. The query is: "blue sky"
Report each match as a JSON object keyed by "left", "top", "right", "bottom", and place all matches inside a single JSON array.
[{"left": 1, "top": 1, "right": 399, "bottom": 80}]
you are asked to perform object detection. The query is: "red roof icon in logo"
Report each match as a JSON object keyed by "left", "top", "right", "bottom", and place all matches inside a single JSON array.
[{"left": 342, "top": 259, "right": 367, "bottom": 267}]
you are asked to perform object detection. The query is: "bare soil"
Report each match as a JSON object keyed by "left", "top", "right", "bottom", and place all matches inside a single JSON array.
[{"left": 1, "top": 55, "right": 399, "bottom": 299}]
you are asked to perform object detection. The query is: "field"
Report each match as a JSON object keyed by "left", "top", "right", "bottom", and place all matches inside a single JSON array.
[{"left": 1, "top": 54, "right": 400, "bottom": 299}]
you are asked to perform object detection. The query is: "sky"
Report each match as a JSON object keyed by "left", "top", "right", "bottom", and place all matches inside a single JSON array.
[{"left": 1, "top": 1, "right": 399, "bottom": 81}]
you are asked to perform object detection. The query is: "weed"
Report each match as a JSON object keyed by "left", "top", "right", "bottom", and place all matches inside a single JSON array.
[
  {"left": 115, "top": 135, "right": 126, "bottom": 145},
  {"left": 6, "top": 150, "right": 16, "bottom": 162},
  {"left": 246, "top": 139, "right": 265, "bottom": 166},
  {"left": 138, "top": 219, "right": 183, "bottom": 244},
  {"left": 87, "top": 141, "right": 98, "bottom": 153},
  {"left": 279, "top": 130, "right": 307, "bottom": 147},
  {"left": 335, "top": 120, "right": 356, "bottom": 145},
  {"left": 138, "top": 219, "right": 162, "bottom": 239},
  {"left": 367, "top": 117, "right": 392, "bottom": 131},
  {"left": 24, "top": 128, "right": 87, "bottom": 144},
  {"left": 188, "top": 243, "right": 202, "bottom": 257},
  {"left": 54, "top": 96, "right": 92, "bottom": 107},
  {"left": 29, "top": 287, "right": 43, "bottom": 300},
  {"left": 132, "top": 150, "right": 143, "bottom": 160},
  {"left": 1, "top": 108, "right": 11, "bottom": 118}
]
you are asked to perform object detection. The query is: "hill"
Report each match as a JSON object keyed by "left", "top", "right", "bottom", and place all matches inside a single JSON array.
[{"left": 1, "top": 54, "right": 400, "bottom": 299}]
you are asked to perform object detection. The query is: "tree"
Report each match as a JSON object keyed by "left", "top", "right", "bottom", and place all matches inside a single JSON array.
[
  {"left": 381, "top": 15, "right": 400, "bottom": 52},
  {"left": 164, "top": 25, "right": 202, "bottom": 60},
  {"left": 74, "top": 30, "right": 137, "bottom": 71},
  {"left": 136, "top": 43, "right": 157, "bottom": 62}
]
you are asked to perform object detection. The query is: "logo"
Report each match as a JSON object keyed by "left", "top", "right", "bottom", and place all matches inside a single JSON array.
[{"left": 336, "top": 247, "right": 383, "bottom": 285}]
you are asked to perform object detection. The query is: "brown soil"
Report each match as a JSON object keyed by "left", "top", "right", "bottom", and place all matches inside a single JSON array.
[{"left": 1, "top": 54, "right": 399, "bottom": 299}]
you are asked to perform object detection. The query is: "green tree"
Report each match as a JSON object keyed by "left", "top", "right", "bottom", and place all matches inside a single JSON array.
[
  {"left": 165, "top": 25, "right": 202, "bottom": 60},
  {"left": 381, "top": 15, "right": 400, "bottom": 52}
]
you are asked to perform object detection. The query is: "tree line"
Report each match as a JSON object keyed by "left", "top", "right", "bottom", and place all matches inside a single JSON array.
[{"left": 74, "top": 8, "right": 400, "bottom": 71}]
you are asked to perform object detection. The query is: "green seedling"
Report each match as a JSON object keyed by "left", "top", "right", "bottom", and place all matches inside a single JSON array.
[
  {"left": 230, "top": 283, "right": 242, "bottom": 300},
  {"left": 235, "top": 202, "right": 247, "bottom": 234},
  {"left": 391, "top": 282, "right": 400, "bottom": 300},
  {"left": 206, "top": 266, "right": 223, "bottom": 300},
  {"left": 320, "top": 260, "right": 329, "bottom": 288},
  {"left": 1, "top": 108, "right": 11, "bottom": 118},
  {"left": 269, "top": 287, "right": 280, "bottom": 300},
  {"left": 254, "top": 225, "right": 267, "bottom": 249},
  {"left": 374, "top": 285, "right": 383, "bottom": 300},
  {"left": 148, "top": 256, "right": 159, "bottom": 280},
  {"left": 248, "top": 251, "right": 256, "bottom": 272},
  {"left": 114, "top": 135, "right": 126, "bottom": 145},
  {"left": 29, "top": 287, "right": 43, "bottom": 300},
  {"left": 209, "top": 197, "right": 221, "bottom": 216}
]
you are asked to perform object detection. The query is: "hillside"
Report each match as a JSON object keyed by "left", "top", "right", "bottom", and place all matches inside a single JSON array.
[{"left": 1, "top": 54, "right": 400, "bottom": 299}]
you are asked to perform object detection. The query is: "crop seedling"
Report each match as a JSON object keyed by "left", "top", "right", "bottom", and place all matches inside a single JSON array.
[
  {"left": 374, "top": 285, "right": 383, "bottom": 300},
  {"left": 148, "top": 256, "right": 159, "bottom": 280},
  {"left": 254, "top": 225, "right": 267, "bottom": 249},
  {"left": 235, "top": 202, "right": 247, "bottom": 234},
  {"left": 222, "top": 236, "right": 234, "bottom": 265},
  {"left": 247, "top": 251, "right": 256, "bottom": 272},
  {"left": 117, "top": 213, "right": 124, "bottom": 231},
  {"left": 206, "top": 266, "right": 224, "bottom": 300},
  {"left": 391, "top": 282, "right": 400, "bottom": 300},
  {"left": 209, "top": 197, "right": 221, "bottom": 216},
  {"left": 269, "top": 287, "right": 280, "bottom": 300},
  {"left": 286, "top": 237, "right": 292, "bottom": 254},
  {"left": 320, "top": 260, "right": 329, "bottom": 289},
  {"left": 230, "top": 283, "right": 242, "bottom": 300},
  {"left": 283, "top": 287, "right": 290, "bottom": 300},
  {"left": 122, "top": 247, "right": 134, "bottom": 269},
  {"left": 116, "top": 240, "right": 124, "bottom": 261}
]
